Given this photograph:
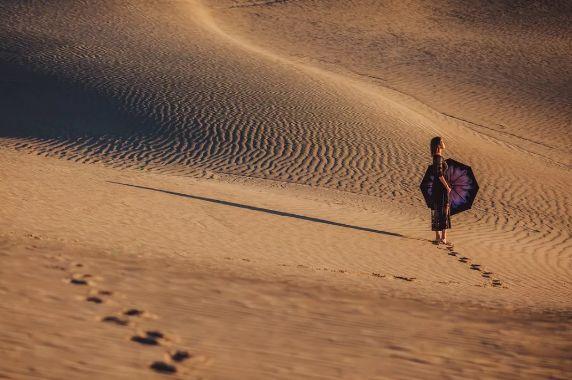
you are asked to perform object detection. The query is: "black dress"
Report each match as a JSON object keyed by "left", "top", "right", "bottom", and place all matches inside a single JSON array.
[{"left": 431, "top": 154, "right": 451, "bottom": 231}]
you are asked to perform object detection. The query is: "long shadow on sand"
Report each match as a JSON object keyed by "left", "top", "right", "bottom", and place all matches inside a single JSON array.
[{"left": 108, "top": 181, "right": 426, "bottom": 241}]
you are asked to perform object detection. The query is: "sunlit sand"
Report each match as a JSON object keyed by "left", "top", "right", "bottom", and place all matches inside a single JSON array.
[{"left": 1, "top": 1, "right": 570, "bottom": 378}]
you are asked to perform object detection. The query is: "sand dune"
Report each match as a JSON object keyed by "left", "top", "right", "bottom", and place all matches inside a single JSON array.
[
  {"left": 0, "top": 0, "right": 570, "bottom": 378},
  {"left": 212, "top": 0, "right": 572, "bottom": 156}
]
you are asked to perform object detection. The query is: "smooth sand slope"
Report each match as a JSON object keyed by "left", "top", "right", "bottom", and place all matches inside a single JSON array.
[{"left": 0, "top": 0, "right": 571, "bottom": 379}]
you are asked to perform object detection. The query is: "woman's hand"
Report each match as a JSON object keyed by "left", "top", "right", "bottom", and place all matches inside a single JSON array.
[{"left": 439, "top": 176, "right": 451, "bottom": 195}]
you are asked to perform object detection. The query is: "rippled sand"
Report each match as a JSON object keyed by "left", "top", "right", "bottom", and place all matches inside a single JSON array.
[{"left": 1, "top": 1, "right": 570, "bottom": 379}]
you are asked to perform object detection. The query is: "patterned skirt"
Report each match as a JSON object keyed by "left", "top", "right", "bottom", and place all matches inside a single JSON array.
[{"left": 431, "top": 191, "right": 451, "bottom": 231}]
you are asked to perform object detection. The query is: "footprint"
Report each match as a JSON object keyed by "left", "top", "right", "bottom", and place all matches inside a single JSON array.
[
  {"left": 131, "top": 331, "right": 164, "bottom": 346},
  {"left": 150, "top": 361, "right": 177, "bottom": 374},
  {"left": 492, "top": 279, "right": 502, "bottom": 287},
  {"left": 146, "top": 331, "right": 165, "bottom": 339},
  {"left": 482, "top": 272, "right": 493, "bottom": 278},
  {"left": 57, "top": 260, "right": 197, "bottom": 375},
  {"left": 69, "top": 278, "right": 89, "bottom": 285},
  {"left": 171, "top": 350, "right": 191, "bottom": 363},
  {"left": 447, "top": 251, "right": 458, "bottom": 256},
  {"left": 86, "top": 296, "right": 103, "bottom": 304},
  {"left": 131, "top": 335, "right": 160, "bottom": 346},
  {"left": 101, "top": 316, "right": 129, "bottom": 326},
  {"left": 69, "top": 273, "right": 93, "bottom": 285},
  {"left": 124, "top": 308, "right": 144, "bottom": 317},
  {"left": 394, "top": 276, "right": 415, "bottom": 282},
  {"left": 458, "top": 257, "right": 469, "bottom": 263},
  {"left": 470, "top": 264, "right": 481, "bottom": 271},
  {"left": 371, "top": 272, "right": 385, "bottom": 278}
]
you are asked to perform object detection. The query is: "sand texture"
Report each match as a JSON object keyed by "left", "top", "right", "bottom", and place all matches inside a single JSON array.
[{"left": 0, "top": 0, "right": 570, "bottom": 379}]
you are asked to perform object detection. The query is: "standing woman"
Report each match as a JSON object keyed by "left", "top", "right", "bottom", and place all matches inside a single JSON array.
[{"left": 430, "top": 137, "right": 452, "bottom": 244}]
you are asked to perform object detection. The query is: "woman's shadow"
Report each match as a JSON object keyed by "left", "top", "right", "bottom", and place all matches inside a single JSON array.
[{"left": 108, "top": 181, "right": 428, "bottom": 242}]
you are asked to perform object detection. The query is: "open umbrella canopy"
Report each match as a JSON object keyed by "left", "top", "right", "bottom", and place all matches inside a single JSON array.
[{"left": 420, "top": 158, "right": 479, "bottom": 216}]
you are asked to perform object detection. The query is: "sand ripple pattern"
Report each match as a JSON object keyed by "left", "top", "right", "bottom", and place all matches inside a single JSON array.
[
  {"left": 0, "top": 1, "right": 420, "bottom": 197},
  {"left": 0, "top": 0, "right": 570, "bottom": 291}
]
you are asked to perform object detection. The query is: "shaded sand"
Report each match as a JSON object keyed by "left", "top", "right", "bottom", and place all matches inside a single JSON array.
[{"left": 0, "top": 0, "right": 571, "bottom": 379}]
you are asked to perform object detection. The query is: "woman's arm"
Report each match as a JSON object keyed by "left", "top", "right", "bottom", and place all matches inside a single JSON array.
[
  {"left": 435, "top": 156, "right": 451, "bottom": 193},
  {"left": 441, "top": 174, "right": 451, "bottom": 214},
  {"left": 439, "top": 175, "right": 451, "bottom": 193}
]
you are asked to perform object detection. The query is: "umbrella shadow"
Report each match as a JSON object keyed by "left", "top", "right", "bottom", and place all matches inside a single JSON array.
[{"left": 107, "top": 181, "right": 427, "bottom": 241}]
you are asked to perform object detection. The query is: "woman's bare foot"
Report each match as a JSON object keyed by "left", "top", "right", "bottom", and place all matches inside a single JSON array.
[{"left": 434, "top": 232, "right": 441, "bottom": 245}]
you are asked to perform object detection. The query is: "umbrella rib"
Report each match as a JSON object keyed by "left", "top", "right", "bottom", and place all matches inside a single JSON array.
[
  {"left": 452, "top": 189, "right": 468, "bottom": 203},
  {"left": 447, "top": 169, "right": 462, "bottom": 183}
]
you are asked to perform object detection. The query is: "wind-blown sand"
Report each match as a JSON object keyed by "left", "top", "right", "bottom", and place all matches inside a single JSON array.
[{"left": 0, "top": 0, "right": 570, "bottom": 379}]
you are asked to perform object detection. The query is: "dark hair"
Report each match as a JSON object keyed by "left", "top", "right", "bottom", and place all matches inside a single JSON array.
[{"left": 430, "top": 136, "right": 442, "bottom": 156}]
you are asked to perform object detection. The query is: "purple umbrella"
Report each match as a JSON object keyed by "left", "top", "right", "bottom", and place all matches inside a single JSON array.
[{"left": 420, "top": 158, "right": 479, "bottom": 216}]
